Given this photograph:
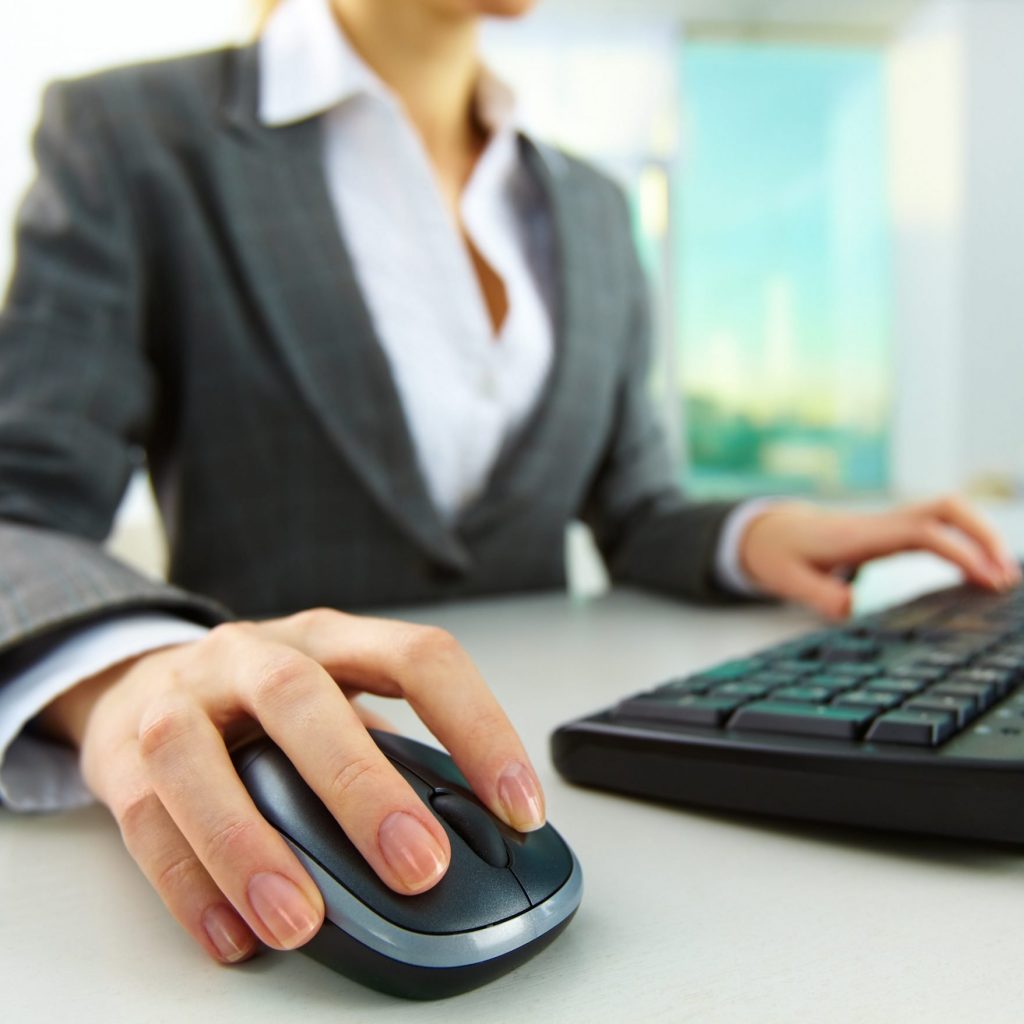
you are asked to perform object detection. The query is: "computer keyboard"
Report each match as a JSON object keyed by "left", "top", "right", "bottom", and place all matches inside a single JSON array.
[{"left": 550, "top": 578, "right": 1024, "bottom": 843}]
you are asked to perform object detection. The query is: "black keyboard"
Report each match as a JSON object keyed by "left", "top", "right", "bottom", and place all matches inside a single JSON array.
[{"left": 551, "top": 579, "right": 1024, "bottom": 844}]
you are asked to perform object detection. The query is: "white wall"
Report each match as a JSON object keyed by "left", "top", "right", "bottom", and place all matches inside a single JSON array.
[
  {"left": 0, "top": 0, "right": 251, "bottom": 289},
  {"left": 888, "top": 0, "right": 1024, "bottom": 498},
  {"left": 887, "top": 0, "right": 966, "bottom": 496},
  {"left": 959, "top": 1, "right": 1024, "bottom": 492}
]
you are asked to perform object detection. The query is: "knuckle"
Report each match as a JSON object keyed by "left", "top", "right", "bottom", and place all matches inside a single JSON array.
[
  {"left": 204, "top": 621, "right": 253, "bottom": 652},
  {"left": 288, "top": 606, "right": 345, "bottom": 636},
  {"left": 138, "top": 698, "right": 196, "bottom": 760},
  {"left": 204, "top": 816, "right": 260, "bottom": 864},
  {"left": 250, "top": 652, "right": 314, "bottom": 712},
  {"left": 115, "top": 787, "right": 163, "bottom": 845},
  {"left": 153, "top": 851, "right": 203, "bottom": 898},
  {"left": 938, "top": 493, "right": 964, "bottom": 515},
  {"left": 398, "top": 625, "right": 462, "bottom": 671},
  {"left": 827, "top": 519, "right": 860, "bottom": 550}
]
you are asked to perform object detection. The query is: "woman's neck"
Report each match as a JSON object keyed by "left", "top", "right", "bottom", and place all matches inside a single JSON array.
[{"left": 330, "top": 0, "right": 483, "bottom": 183}]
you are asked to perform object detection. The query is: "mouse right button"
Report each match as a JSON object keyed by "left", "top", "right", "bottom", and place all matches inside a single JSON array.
[{"left": 506, "top": 825, "right": 574, "bottom": 906}]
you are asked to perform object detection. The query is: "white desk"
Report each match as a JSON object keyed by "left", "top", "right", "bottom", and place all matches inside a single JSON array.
[{"left": 5, "top": 550, "right": 1024, "bottom": 1023}]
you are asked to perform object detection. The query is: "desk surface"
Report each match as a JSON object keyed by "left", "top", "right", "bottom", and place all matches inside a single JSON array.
[{"left": 5, "top": 547, "right": 1024, "bottom": 1024}]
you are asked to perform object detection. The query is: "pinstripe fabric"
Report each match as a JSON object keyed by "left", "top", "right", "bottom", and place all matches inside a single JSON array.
[{"left": 0, "top": 44, "right": 739, "bottom": 658}]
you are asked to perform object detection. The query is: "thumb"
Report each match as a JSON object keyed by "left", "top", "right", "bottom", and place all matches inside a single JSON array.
[{"left": 768, "top": 560, "right": 853, "bottom": 620}]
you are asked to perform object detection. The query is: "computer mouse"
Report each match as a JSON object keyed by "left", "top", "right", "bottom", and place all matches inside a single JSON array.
[{"left": 232, "top": 729, "right": 582, "bottom": 999}]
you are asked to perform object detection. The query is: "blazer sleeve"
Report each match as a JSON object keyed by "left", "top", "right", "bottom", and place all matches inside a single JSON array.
[
  {"left": 580, "top": 195, "right": 747, "bottom": 603},
  {"left": 0, "top": 80, "right": 227, "bottom": 660}
]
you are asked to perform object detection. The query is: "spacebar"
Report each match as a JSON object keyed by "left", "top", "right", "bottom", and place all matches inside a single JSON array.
[{"left": 728, "top": 701, "right": 875, "bottom": 739}]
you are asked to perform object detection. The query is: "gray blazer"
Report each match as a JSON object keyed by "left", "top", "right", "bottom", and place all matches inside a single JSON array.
[{"left": 0, "top": 44, "right": 739, "bottom": 657}]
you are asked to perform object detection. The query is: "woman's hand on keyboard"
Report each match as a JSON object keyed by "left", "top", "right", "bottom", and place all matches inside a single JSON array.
[{"left": 738, "top": 495, "right": 1021, "bottom": 620}]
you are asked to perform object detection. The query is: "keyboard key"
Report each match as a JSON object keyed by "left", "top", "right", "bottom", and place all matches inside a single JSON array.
[
  {"left": 865, "top": 709, "right": 956, "bottom": 746},
  {"left": 820, "top": 639, "right": 882, "bottom": 663},
  {"left": 869, "top": 606, "right": 943, "bottom": 633},
  {"left": 903, "top": 694, "right": 977, "bottom": 727},
  {"left": 728, "top": 701, "right": 875, "bottom": 739},
  {"left": 930, "top": 680, "right": 999, "bottom": 710},
  {"left": 947, "top": 667, "right": 1016, "bottom": 695},
  {"left": 692, "top": 659, "right": 762, "bottom": 682},
  {"left": 616, "top": 694, "right": 743, "bottom": 727},
  {"left": 832, "top": 690, "right": 902, "bottom": 711},
  {"left": 771, "top": 686, "right": 833, "bottom": 704},
  {"left": 657, "top": 677, "right": 715, "bottom": 695},
  {"left": 770, "top": 660, "right": 819, "bottom": 676},
  {"left": 854, "top": 619, "right": 915, "bottom": 642},
  {"left": 914, "top": 650, "right": 970, "bottom": 668},
  {"left": 825, "top": 664, "right": 879, "bottom": 679},
  {"left": 807, "top": 674, "right": 862, "bottom": 693},
  {"left": 864, "top": 677, "right": 928, "bottom": 696},
  {"left": 746, "top": 670, "right": 802, "bottom": 688},
  {"left": 979, "top": 654, "right": 1024, "bottom": 673},
  {"left": 951, "top": 668, "right": 1012, "bottom": 683},
  {"left": 712, "top": 681, "right": 774, "bottom": 699},
  {"left": 886, "top": 664, "right": 948, "bottom": 682}
]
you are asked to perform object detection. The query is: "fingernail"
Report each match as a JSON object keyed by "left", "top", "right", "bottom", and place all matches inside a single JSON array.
[
  {"left": 247, "top": 873, "right": 321, "bottom": 949},
  {"left": 497, "top": 761, "right": 546, "bottom": 832},
  {"left": 980, "top": 560, "right": 1005, "bottom": 590},
  {"left": 378, "top": 812, "right": 448, "bottom": 892},
  {"left": 993, "top": 565, "right": 1014, "bottom": 590},
  {"left": 203, "top": 903, "right": 255, "bottom": 963}
]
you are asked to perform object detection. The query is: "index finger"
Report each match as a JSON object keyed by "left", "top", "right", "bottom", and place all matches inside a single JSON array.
[{"left": 262, "top": 610, "right": 546, "bottom": 834}]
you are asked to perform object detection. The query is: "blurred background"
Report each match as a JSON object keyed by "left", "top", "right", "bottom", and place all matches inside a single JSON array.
[{"left": 1, "top": 0, "right": 1022, "bottom": 584}]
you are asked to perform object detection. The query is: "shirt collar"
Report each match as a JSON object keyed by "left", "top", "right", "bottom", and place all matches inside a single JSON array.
[{"left": 259, "top": 0, "right": 518, "bottom": 134}]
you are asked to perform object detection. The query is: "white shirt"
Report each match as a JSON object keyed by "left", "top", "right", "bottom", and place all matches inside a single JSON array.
[
  {"left": 0, "top": 0, "right": 768, "bottom": 811},
  {"left": 261, "top": 0, "right": 555, "bottom": 519}
]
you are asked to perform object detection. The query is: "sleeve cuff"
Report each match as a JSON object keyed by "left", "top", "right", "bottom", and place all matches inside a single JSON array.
[
  {"left": 713, "top": 497, "right": 786, "bottom": 597},
  {"left": 0, "top": 614, "right": 209, "bottom": 812}
]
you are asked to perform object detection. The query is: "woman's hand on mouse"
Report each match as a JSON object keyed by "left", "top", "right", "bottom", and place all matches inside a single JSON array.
[
  {"left": 738, "top": 494, "right": 1021, "bottom": 620},
  {"left": 36, "top": 609, "right": 545, "bottom": 965}
]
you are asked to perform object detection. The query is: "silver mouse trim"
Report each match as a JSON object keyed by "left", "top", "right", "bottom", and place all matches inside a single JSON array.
[{"left": 285, "top": 838, "right": 583, "bottom": 969}]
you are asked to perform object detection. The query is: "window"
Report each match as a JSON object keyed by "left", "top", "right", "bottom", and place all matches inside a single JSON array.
[
  {"left": 677, "top": 43, "right": 891, "bottom": 498},
  {"left": 487, "top": 27, "right": 893, "bottom": 500}
]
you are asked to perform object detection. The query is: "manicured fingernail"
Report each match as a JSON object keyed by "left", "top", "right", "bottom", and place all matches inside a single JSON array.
[
  {"left": 378, "top": 812, "right": 448, "bottom": 892},
  {"left": 203, "top": 904, "right": 254, "bottom": 963},
  {"left": 497, "top": 761, "right": 545, "bottom": 832},
  {"left": 247, "top": 873, "right": 321, "bottom": 949}
]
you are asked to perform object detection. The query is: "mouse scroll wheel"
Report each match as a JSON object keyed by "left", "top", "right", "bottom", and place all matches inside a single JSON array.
[{"left": 429, "top": 791, "right": 510, "bottom": 869}]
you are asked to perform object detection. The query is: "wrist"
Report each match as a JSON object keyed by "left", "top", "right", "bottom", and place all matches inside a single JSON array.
[
  {"left": 35, "top": 645, "right": 177, "bottom": 750},
  {"left": 738, "top": 500, "right": 812, "bottom": 585}
]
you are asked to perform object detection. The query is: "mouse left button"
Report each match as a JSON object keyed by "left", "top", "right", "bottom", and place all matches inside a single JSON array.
[{"left": 429, "top": 791, "right": 510, "bottom": 869}]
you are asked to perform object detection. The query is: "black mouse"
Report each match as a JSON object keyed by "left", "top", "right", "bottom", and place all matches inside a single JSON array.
[{"left": 232, "top": 730, "right": 582, "bottom": 999}]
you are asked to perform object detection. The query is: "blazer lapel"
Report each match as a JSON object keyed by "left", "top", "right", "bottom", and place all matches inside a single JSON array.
[
  {"left": 457, "top": 139, "right": 613, "bottom": 538},
  {"left": 218, "top": 46, "right": 470, "bottom": 572}
]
